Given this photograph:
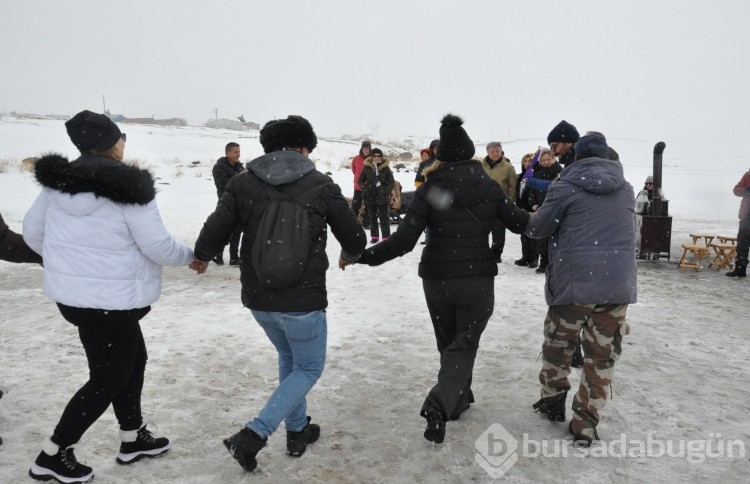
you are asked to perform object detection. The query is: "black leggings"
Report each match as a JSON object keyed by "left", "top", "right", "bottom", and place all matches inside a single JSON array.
[
  {"left": 421, "top": 277, "right": 493, "bottom": 420},
  {"left": 52, "top": 304, "right": 150, "bottom": 448}
]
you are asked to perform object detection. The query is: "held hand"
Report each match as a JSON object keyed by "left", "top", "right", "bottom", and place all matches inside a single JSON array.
[
  {"left": 339, "top": 256, "right": 354, "bottom": 271},
  {"left": 189, "top": 260, "right": 210, "bottom": 274}
]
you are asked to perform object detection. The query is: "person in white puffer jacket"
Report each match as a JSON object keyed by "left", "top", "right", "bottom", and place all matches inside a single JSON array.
[{"left": 23, "top": 110, "right": 194, "bottom": 484}]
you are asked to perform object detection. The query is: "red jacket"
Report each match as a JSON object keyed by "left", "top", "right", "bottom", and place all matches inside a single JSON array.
[
  {"left": 351, "top": 154, "right": 366, "bottom": 191},
  {"left": 734, "top": 170, "right": 750, "bottom": 220}
]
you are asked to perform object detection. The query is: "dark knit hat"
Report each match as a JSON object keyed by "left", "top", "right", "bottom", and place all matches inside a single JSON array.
[
  {"left": 65, "top": 110, "right": 122, "bottom": 153},
  {"left": 574, "top": 132, "right": 609, "bottom": 160},
  {"left": 370, "top": 148, "right": 383, "bottom": 157},
  {"left": 259, "top": 115, "right": 318, "bottom": 153},
  {"left": 436, "top": 114, "right": 474, "bottom": 162},
  {"left": 547, "top": 120, "right": 580, "bottom": 145}
]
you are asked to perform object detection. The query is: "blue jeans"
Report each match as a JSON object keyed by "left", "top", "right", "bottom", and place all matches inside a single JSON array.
[{"left": 245, "top": 309, "right": 327, "bottom": 437}]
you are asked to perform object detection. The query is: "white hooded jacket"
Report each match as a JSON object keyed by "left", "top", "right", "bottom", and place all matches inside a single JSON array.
[{"left": 23, "top": 153, "right": 193, "bottom": 310}]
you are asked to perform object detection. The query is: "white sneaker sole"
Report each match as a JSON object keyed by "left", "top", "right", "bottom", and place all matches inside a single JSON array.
[
  {"left": 116, "top": 442, "right": 171, "bottom": 465},
  {"left": 29, "top": 464, "right": 94, "bottom": 483}
]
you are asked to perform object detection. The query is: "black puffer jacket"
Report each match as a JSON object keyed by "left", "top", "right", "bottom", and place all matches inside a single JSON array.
[
  {"left": 358, "top": 157, "right": 395, "bottom": 205},
  {"left": 194, "top": 150, "right": 366, "bottom": 312},
  {"left": 528, "top": 162, "right": 563, "bottom": 210},
  {"left": 358, "top": 159, "right": 529, "bottom": 279}
]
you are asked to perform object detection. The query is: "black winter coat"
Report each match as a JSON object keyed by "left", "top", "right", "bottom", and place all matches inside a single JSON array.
[
  {"left": 0, "top": 212, "right": 42, "bottom": 264},
  {"left": 358, "top": 158, "right": 395, "bottom": 205},
  {"left": 195, "top": 150, "right": 367, "bottom": 312},
  {"left": 358, "top": 160, "right": 529, "bottom": 279},
  {"left": 212, "top": 157, "right": 245, "bottom": 199}
]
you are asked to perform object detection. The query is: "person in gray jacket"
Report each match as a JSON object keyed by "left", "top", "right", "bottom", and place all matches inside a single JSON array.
[{"left": 524, "top": 132, "right": 637, "bottom": 446}]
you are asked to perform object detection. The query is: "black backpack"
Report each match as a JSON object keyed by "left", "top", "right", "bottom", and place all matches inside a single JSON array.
[{"left": 250, "top": 181, "right": 330, "bottom": 289}]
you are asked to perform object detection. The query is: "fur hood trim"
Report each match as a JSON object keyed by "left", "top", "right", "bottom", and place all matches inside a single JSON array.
[
  {"left": 363, "top": 157, "right": 390, "bottom": 170},
  {"left": 34, "top": 153, "right": 156, "bottom": 205}
]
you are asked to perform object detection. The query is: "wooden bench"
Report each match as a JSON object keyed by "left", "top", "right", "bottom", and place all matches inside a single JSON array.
[
  {"left": 708, "top": 243, "right": 737, "bottom": 270},
  {"left": 678, "top": 243, "right": 711, "bottom": 270},
  {"left": 717, "top": 235, "right": 738, "bottom": 245}
]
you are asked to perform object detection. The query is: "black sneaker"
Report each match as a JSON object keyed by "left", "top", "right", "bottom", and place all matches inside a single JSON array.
[
  {"left": 212, "top": 254, "right": 225, "bottom": 266},
  {"left": 223, "top": 427, "right": 267, "bottom": 472},
  {"left": 29, "top": 444, "right": 94, "bottom": 483},
  {"left": 571, "top": 345, "right": 584, "bottom": 368},
  {"left": 527, "top": 260, "right": 538, "bottom": 269},
  {"left": 514, "top": 258, "right": 528, "bottom": 266},
  {"left": 286, "top": 416, "right": 320, "bottom": 457},
  {"left": 532, "top": 392, "right": 566, "bottom": 422},
  {"left": 229, "top": 258, "right": 241, "bottom": 266},
  {"left": 569, "top": 420, "right": 599, "bottom": 448},
  {"left": 116, "top": 425, "right": 171, "bottom": 465},
  {"left": 422, "top": 408, "right": 446, "bottom": 444}
]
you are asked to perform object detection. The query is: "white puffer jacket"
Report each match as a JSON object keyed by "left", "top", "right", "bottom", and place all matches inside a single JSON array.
[{"left": 23, "top": 153, "right": 194, "bottom": 310}]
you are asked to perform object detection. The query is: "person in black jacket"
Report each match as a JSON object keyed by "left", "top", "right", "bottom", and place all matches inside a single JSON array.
[
  {"left": 344, "top": 114, "right": 529, "bottom": 444},
  {"left": 358, "top": 148, "right": 395, "bottom": 243},
  {"left": 212, "top": 142, "right": 246, "bottom": 265},
  {"left": 192, "top": 115, "right": 366, "bottom": 473},
  {"left": 1, "top": 211, "right": 43, "bottom": 447}
]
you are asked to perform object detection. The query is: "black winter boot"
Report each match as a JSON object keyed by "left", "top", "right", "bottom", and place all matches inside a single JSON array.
[
  {"left": 116, "top": 424, "right": 171, "bottom": 465},
  {"left": 726, "top": 262, "right": 747, "bottom": 277},
  {"left": 29, "top": 438, "right": 94, "bottom": 483},
  {"left": 533, "top": 391, "right": 567, "bottom": 422},
  {"left": 422, "top": 408, "right": 446, "bottom": 444},
  {"left": 223, "top": 427, "right": 267, "bottom": 472},
  {"left": 286, "top": 416, "right": 320, "bottom": 457},
  {"left": 212, "top": 254, "right": 225, "bottom": 266},
  {"left": 514, "top": 258, "right": 528, "bottom": 266}
]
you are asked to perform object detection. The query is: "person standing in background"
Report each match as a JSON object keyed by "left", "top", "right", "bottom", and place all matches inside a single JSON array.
[
  {"left": 481, "top": 141, "right": 517, "bottom": 263},
  {"left": 726, "top": 169, "right": 750, "bottom": 277},
  {"left": 212, "top": 142, "right": 246, "bottom": 265},
  {"left": 350, "top": 140, "right": 371, "bottom": 225}
]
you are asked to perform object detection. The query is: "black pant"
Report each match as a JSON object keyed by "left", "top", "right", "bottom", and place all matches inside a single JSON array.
[
  {"left": 490, "top": 222, "right": 506, "bottom": 256},
  {"left": 737, "top": 217, "right": 750, "bottom": 265},
  {"left": 421, "top": 277, "right": 493, "bottom": 420},
  {"left": 367, "top": 203, "right": 390, "bottom": 238},
  {"left": 521, "top": 233, "right": 539, "bottom": 263},
  {"left": 352, "top": 190, "right": 363, "bottom": 217},
  {"left": 52, "top": 304, "right": 150, "bottom": 448}
]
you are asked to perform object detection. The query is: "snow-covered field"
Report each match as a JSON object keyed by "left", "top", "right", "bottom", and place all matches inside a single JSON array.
[{"left": 0, "top": 117, "right": 747, "bottom": 483}]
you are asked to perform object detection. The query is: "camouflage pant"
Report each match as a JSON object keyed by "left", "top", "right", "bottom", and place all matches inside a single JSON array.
[{"left": 539, "top": 304, "right": 627, "bottom": 438}]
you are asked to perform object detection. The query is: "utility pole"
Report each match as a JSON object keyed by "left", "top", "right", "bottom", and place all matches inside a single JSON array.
[
  {"left": 102, "top": 95, "right": 106, "bottom": 113},
  {"left": 214, "top": 108, "right": 218, "bottom": 121}
]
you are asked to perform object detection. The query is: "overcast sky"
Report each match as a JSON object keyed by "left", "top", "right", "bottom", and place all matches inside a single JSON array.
[{"left": 1, "top": 0, "right": 749, "bottom": 143}]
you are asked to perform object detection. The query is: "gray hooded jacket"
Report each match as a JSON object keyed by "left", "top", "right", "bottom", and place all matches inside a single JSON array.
[{"left": 525, "top": 157, "right": 637, "bottom": 306}]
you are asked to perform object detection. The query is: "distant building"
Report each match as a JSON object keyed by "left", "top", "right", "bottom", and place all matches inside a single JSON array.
[
  {"left": 121, "top": 117, "right": 187, "bottom": 126},
  {"left": 205, "top": 118, "right": 260, "bottom": 131}
]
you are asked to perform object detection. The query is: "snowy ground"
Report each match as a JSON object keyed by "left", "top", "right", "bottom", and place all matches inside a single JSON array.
[{"left": 1, "top": 117, "right": 748, "bottom": 483}]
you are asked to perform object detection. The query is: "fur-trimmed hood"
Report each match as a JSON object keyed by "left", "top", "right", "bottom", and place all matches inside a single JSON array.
[
  {"left": 34, "top": 153, "right": 156, "bottom": 206},
  {"left": 363, "top": 157, "right": 390, "bottom": 171}
]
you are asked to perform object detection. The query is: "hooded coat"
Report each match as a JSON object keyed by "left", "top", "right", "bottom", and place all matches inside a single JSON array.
[
  {"left": 525, "top": 157, "right": 637, "bottom": 306},
  {"left": 194, "top": 150, "right": 366, "bottom": 312},
  {"left": 23, "top": 154, "right": 194, "bottom": 310},
  {"left": 358, "top": 159, "right": 529, "bottom": 279}
]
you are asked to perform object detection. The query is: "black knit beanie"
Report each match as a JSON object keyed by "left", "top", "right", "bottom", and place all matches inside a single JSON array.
[
  {"left": 65, "top": 110, "right": 122, "bottom": 153},
  {"left": 436, "top": 114, "right": 475, "bottom": 162},
  {"left": 259, "top": 115, "right": 318, "bottom": 153},
  {"left": 547, "top": 120, "right": 580, "bottom": 145}
]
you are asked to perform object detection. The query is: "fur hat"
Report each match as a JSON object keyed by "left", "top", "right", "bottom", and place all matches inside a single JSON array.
[
  {"left": 436, "top": 114, "right": 475, "bottom": 162},
  {"left": 574, "top": 132, "right": 609, "bottom": 160},
  {"left": 259, "top": 115, "right": 318, "bottom": 153},
  {"left": 361, "top": 140, "right": 372, "bottom": 148},
  {"left": 547, "top": 120, "right": 580, "bottom": 145},
  {"left": 65, "top": 110, "right": 122, "bottom": 153}
]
